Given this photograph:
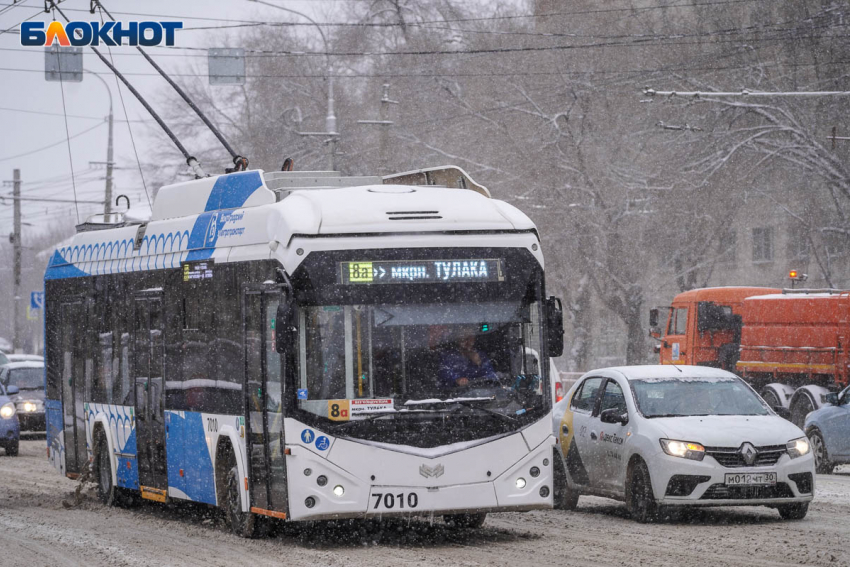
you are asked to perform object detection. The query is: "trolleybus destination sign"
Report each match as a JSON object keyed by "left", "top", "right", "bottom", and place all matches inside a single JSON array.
[{"left": 339, "top": 259, "right": 504, "bottom": 284}]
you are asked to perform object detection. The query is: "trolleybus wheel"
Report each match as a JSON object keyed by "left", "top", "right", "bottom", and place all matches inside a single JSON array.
[
  {"left": 225, "top": 465, "right": 261, "bottom": 538},
  {"left": 95, "top": 436, "right": 116, "bottom": 506},
  {"left": 443, "top": 513, "right": 487, "bottom": 528}
]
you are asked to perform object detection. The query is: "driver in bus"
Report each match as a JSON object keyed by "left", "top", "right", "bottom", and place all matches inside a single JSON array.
[{"left": 438, "top": 326, "right": 498, "bottom": 390}]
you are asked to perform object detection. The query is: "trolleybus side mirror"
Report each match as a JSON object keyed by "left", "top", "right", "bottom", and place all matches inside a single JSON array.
[
  {"left": 545, "top": 296, "right": 564, "bottom": 358},
  {"left": 275, "top": 296, "right": 297, "bottom": 353}
]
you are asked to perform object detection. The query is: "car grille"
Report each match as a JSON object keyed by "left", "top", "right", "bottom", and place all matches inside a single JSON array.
[
  {"left": 700, "top": 482, "right": 795, "bottom": 500},
  {"left": 704, "top": 445, "right": 786, "bottom": 468}
]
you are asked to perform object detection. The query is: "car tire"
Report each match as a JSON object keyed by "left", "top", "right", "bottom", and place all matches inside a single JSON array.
[
  {"left": 225, "top": 465, "right": 262, "bottom": 538},
  {"left": 628, "top": 459, "right": 658, "bottom": 523},
  {"left": 807, "top": 428, "right": 835, "bottom": 475},
  {"left": 5, "top": 441, "right": 18, "bottom": 457},
  {"left": 95, "top": 436, "right": 117, "bottom": 506},
  {"left": 443, "top": 513, "right": 487, "bottom": 528},
  {"left": 778, "top": 502, "right": 809, "bottom": 520},
  {"left": 553, "top": 451, "right": 579, "bottom": 511}
]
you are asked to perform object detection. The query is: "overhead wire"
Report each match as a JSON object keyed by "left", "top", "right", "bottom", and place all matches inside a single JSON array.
[
  {"left": 0, "top": 121, "right": 106, "bottom": 163},
  {"left": 53, "top": 4, "right": 80, "bottom": 223}
]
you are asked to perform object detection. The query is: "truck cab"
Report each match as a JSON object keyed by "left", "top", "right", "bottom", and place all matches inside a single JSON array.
[{"left": 650, "top": 287, "right": 779, "bottom": 368}]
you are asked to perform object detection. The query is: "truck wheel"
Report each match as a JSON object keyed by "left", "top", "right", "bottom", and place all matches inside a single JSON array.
[
  {"left": 5, "top": 441, "right": 18, "bottom": 457},
  {"left": 443, "top": 513, "right": 487, "bottom": 528},
  {"left": 790, "top": 391, "right": 816, "bottom": 429},
  {"left": 807, "top": 428, "right": 835, "bottom": 474},
  {"left": 778, "top": 502, "right": 809, "bottom": 520},
  {"left": 628, "top": 460, "right": 658, "bottom": 523},
  {"left": 761, "top": 388, "right": 782, "bottom": 409}
]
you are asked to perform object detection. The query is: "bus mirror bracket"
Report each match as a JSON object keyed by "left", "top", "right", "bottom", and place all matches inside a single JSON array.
[{"left": 545, "top": 296, "right": 564, "bottom": 358}]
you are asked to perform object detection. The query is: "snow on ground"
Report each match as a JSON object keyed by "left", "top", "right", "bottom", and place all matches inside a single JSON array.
[{"left": 1, "top": 440, "right": 848, "bottom": 567}]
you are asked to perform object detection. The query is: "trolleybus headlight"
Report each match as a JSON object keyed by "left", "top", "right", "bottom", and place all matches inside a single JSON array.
[
  {"left": 0, "top": 403, "right": 15, "bottom": 419},
  {"left": 516, "top": 477, "right": 526, "bottom": 489},
  {"left": 333, "top": 485, "right": 345, "bottom": 497},
  {"left": 787, "top": 437, "right": 810, "bottom": 458},
  {"left": 660, "top": 439, "right": 705, "bottom": 461},
  {"left": 316, "top": 475, "right": 328, "bottom": 487}
]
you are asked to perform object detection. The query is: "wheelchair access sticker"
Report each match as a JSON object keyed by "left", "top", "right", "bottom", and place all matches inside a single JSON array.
[{"left": 315, "top": 436, "right": 330, "bottom": 451}]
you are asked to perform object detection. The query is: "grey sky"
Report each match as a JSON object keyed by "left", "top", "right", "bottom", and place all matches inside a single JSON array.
[{"left": 0, "top": 0, "right": 328, "bottom": 237}]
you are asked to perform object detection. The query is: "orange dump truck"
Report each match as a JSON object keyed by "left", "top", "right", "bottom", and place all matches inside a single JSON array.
[{"left": 650, "top": 287, "right": 849, "bottom": 426}]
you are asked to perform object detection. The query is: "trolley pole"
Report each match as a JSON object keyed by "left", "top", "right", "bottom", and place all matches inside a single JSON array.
[
  {"left": 12, "top": 168, "right": 22, "bottom": 353},
  {"left": 105, "top": 104, "right": 114, "bottom": 216}
]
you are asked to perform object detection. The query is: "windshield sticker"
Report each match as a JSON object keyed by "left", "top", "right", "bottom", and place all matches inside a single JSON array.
[
  {"left": 300, "top": 429, "right": 315, "bottom": 444},
  {"left": 315, "top": 436, "right": 330, "bottom": 451},
  {"left": 351, "top": 399, "right": 394, "bottom": 415},
  {"left": 297, "top": 388, "right": 308, "bottom": 400},
  {"left": 328, "top": 400, "right": 351, "bottom": 421}
]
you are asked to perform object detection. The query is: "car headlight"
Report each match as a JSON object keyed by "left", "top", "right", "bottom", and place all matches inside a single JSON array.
[
  {"left": 660, "top": 439, "right": 705, "bottom": 461},
  {"left": 0, "top": 403, "right": 16, "bottom": 419},
  {"left": 787, "top": 437, "right": 810, "bottom": 459},
  {"left": 18, "top": 401, "right": 38, "bottom": 413}
]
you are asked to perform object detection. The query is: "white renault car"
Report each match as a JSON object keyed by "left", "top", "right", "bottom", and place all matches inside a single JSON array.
[{"left": 552, "top": 365, "right": 815, "bottom": 522}]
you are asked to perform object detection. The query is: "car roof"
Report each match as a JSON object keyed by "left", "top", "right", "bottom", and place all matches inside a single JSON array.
[
  {"left": 1, "top": 361, "right": 44, "bottom": 370},
  {"left": 580, "top": 365, "right": 738, "bottom": 382},
  {"left": 6, "top": 354, "right": 42, "bottom": 362}
]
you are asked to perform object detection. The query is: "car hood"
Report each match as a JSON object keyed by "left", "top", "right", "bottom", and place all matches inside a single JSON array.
[
  {"left": 12, "top": 388, "right": 44, "bottom": 402},
  {"left": 650, "top": 415, "right": 804, "bottom": 447}
]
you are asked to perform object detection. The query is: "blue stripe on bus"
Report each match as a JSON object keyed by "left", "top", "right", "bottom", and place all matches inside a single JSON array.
[
  {"left": 43, "top": 171, "right": 265, "bottom": 280},
  {"left": 166, "top": 411, "right": 216, "bottom": 505},
  {"left": 116, "top": 428, "right": 139, "bottom": 489}
]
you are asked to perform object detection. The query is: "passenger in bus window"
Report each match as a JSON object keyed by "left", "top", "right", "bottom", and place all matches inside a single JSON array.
[{"left": 438, "top": 327, "right": 498, "bottom": 390}]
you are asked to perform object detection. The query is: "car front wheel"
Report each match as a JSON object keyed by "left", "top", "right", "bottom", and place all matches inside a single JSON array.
[
  {"left": 628, "top": 459, "right": 658, "bottom": 523},
  {"left": 5, "top": 441, "right": 18, "bottom": 457},
  {"left": 807, "top": 428, "right": 834, "bottom": 474},
  {"left": 778, "top": 502, "right": 809, "bottom": 520}
]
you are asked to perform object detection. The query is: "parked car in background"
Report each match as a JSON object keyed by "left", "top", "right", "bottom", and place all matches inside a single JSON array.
[
  {"left": 5, "top": 354, "right": 43, "bottom": 364},
  {"left": 805, "top": 385, "right": 850, "bottom": 474},
  {"left": 553, "top": 365, "right": 815, "bottom": 522},
  {"left": 0, "top": 361, "right": 45, "bottom": 433},
  {"left": 0, "top": 382, "right": 20, "bottom": 456}
]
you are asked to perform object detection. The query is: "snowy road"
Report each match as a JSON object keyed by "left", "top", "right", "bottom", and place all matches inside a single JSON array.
[{"left": 1, "top": 440, "right": 848, "bottom": 567}]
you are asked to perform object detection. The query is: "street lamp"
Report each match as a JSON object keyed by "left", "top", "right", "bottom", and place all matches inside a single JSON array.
[
  {"left": 85, "top": 70, "right": 115, "bottom": 218},
  {"left": 248, "top": 0, "right": 338, "bottom": 170}
]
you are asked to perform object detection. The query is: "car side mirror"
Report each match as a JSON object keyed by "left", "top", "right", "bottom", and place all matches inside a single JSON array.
[
  {"left": 545, "top": 296, "right": 564, "bottom": 358},
  {"left": 5, "top": 385, "right": 19, "bottom": 396},
  {"left": 275, "top": 294, "right": 297, "bottom": 354},
  {"left": 599, "top": 407, "right": 628, "bottom": 425},
  {"left": 825, "top": 393, "right": 839, "bottom": 406},
  {"left": 773, "top": 405, "right": 791, "bottom": 420}
]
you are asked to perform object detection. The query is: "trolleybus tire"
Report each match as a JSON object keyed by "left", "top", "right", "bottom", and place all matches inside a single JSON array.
[
  {"left": 627, "top": 459, "right": 658, "bottom": 523},
  {"left": 807, "top": 427, "right": 835, "bottom": 475},
  {"left": 95, "top": 436, "right": 116, "bottom": 506},
  {"left": 225, "top": 465, "right": 262, "bottom": 538},
  {"left": 778, "top": 502, "right": 809, "bottom": 520},
  {"left": 443, "top": 513, "right": 487, "bottom": 528}
]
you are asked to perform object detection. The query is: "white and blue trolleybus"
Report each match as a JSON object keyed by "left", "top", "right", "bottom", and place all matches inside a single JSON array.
[{"left": 44, "top": 166, "right": 564, "bottom": 536}]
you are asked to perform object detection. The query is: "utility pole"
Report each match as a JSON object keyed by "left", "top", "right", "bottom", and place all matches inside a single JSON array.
[
  {"left": 357, "top": 84, "right": 399, "bottom": 174},
  {"left": 105, "top": 103, "right": 114, "bottom": 216},
  {"left": 12, "top": 169, "right": 21, "bottom": 353}
]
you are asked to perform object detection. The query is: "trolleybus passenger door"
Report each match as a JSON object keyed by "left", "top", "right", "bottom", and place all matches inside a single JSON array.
[
  {"left": 244, "top": 288, "right": 287, "bottom": 516},
  {"left": 60, "top": 300, "right": 87, "bottom": 475},
  {"left": 133, "top": 293, "right": 167, "bottom": 498}
]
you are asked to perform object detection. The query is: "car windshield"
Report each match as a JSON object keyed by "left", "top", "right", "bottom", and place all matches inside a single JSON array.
[
  {"left": 8, "top": 367, "right": 44, "bottom": 390},
  {"left": 631, "top": 377, "right": 769, "bottom": 417}
]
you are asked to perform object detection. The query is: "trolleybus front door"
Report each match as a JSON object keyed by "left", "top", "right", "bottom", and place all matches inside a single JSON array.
[
  {"left": 244, "top": 288, "right": 288, "bottom": 517},
  {"left": 133, "top": 293, "right": 168, "bottom": 500},
  {"left": 60, "top": 300, "right": 87, "bottom": 475}
]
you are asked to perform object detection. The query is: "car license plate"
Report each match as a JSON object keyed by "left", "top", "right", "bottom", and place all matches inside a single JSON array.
[{"left": 724, "top": 472, "right": 777, "bottom": 486}]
